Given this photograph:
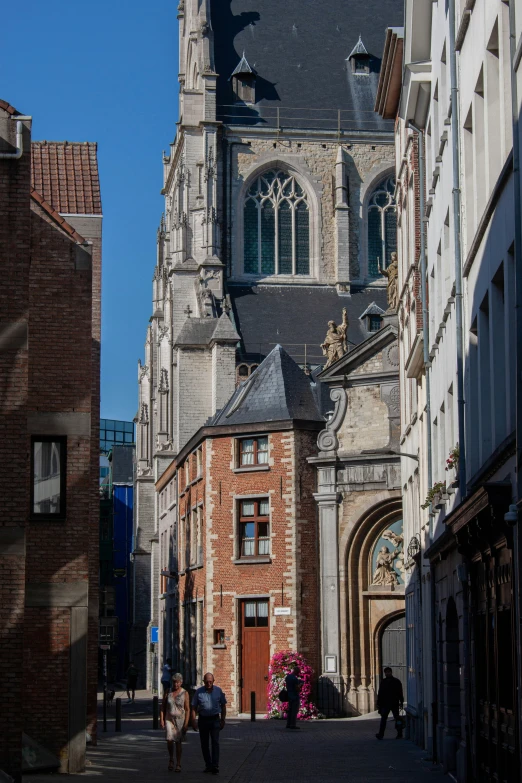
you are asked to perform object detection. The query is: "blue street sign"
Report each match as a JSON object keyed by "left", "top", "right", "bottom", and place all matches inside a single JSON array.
[{"left": 150, "top": 626, "right": 159, "bottom": 644}]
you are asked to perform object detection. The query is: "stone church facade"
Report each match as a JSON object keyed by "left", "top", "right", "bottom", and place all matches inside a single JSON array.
[
  {"left": 132, "top": 0, "right": 404, "bottom": 694},
  {"left": 312, "top": 315, "right": 403, "bottom": 714}
]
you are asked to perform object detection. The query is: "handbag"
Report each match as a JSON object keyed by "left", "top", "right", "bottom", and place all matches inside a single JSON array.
[
  {"left": 395, "top": 709, "right": 405, "bottom": 732},
  {"left": 278, "top": 688, "right": 289, "bottom": 702}
]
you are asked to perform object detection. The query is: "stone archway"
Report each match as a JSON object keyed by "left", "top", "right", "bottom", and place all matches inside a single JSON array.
[{"left": 340, "top": 496, "right": 404, "bottom": 715}]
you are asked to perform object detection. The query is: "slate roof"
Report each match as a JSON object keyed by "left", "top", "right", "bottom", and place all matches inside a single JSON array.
[
  {"left": 175, "top": 314, "right": 240, "bottom": 346},
  {"left": 228, "top": 284, "right": 388, "bottom": 365},
  {"left": 31, "top": 141, "right": 102, "bottom": 215},
  {"left": 211, "top": 344, "right": 323, "bottom": 426},
  {"left": 210, "top": 0, "right": 404, "bottom": 131},
  {"left": 359, "top": 301, "right": 385, "bottom": 318}
]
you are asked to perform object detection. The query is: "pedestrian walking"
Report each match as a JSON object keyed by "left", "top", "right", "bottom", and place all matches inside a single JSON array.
[
  {"left": 375, "top": 667, "right": 404, "bottom": 740},
  {"left": 126, "top": 661, "right": 139, "bottom": 703},
  {"left": 161, "top": 657, "right": 173, "bottom": 696},
  {"left": 285, "top": 666, "right": 302, "bottom": 730},
  {"left": 190, "top": 672, "right": 227, "bottom": 775},
  {"left": 160, "top": 672, "right": 190, "bottom": 772}
]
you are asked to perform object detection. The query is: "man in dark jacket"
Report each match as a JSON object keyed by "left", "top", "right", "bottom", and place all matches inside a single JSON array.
[{"left": 375, "top": 667, "right": 404, "bottom": 739}]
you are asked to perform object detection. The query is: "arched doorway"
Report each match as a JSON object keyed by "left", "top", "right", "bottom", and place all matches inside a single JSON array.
[{"left": 380, "top": 614, "right": 406, "bottom": 697}]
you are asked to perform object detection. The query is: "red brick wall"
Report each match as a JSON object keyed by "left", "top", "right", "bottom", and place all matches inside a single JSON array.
[
  {"left": 0, "top": 112, "right": 100, "bottom": 777},
  {"left": 25, "top": 200, "right": 100, "bottom": 766},
  {"left": 176, "top": 428, "right": 320, "bottom": 712},
  {"left": 0, "top": 114, "right": 31, "bottom": 780}
]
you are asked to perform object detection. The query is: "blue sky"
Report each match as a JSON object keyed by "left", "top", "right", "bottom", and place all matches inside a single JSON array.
[{"left": 2, "top": 1, "right": 178, "bottom": 421}]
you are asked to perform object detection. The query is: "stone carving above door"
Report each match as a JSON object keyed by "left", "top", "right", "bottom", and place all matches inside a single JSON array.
[{"left": 370, "top": 519, "right": 404, "bottom": 588}]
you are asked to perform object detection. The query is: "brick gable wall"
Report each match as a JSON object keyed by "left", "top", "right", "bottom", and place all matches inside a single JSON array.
[
  {"left": 174, "top": 428, "right": 320, "bottom": 713},
  {"left": 0, "top": 112, "right": 101, "bottom": 777}
]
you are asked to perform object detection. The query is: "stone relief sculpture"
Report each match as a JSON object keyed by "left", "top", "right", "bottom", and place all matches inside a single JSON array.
[
  {"left": 382, "top": 528, "right": 405, "bottom": 579},
  {"left": 371, "top": 527, "right": 404, "bottom": 586},
  {"left": 321, "top": 307, "right": 348, "bottom": 368},
  {"left": 378, "top": 252, "right": 399, "bottom": 312},
  {"left": 372, "top": 546, "right": 400, "bottom": 586}
]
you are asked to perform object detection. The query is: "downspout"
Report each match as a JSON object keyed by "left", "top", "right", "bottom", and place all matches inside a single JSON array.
[
  {"left": 508, "top": 0, "right": 522, "bottom": 774},
  {"left": 449, "top": 1, "right": 472, "bottom": 774},
  {"left": 0, "top": 120, "right": 23, "bottom": 160},
  {"left": 448, "top": 0, "right": 467, "bottom": 498},
  {"left": 408, "top": 122, "right": 433, "bottom": 505},
  {"left": 408, "top": 120, "right": 431, "bottom": 751}
]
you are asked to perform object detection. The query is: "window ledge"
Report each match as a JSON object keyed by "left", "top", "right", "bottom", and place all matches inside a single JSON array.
[
  {"left": 186, "top": 563, "right": 204, "bottom": 572},
  {"left": 233, "top": 465, "right": 270, "bottom": 474},
  {"left": 233, "top": 557, "right": 272, "bottom": 565},
  {"left": 212, "top": 644, "right": 227, "bottom": 649}
]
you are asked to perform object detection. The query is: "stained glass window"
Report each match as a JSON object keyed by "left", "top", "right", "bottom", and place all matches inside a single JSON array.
[
  {"left": 243, "top": 169, "right": 310, "bottom": 275},
  {"left": 367, "top": 175, "right": 397, "bottom": 277}
]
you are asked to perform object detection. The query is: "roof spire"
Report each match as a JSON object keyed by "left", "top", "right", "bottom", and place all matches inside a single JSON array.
[
  {"left": 347, "top": 34, "right": 369, "bottom": 60},
  {"left": 230, "top": 51, "right": 255, "bottom": 78}
]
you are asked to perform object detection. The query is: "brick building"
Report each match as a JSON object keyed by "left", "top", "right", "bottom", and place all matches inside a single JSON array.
[
  {"left": 0, "top": 100, "right": 101, "bottom": 778},
  {"left": 155, "top": 345, "right": 323, "bottom": 713}
]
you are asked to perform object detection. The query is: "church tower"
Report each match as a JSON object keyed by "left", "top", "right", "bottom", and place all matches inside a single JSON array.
[{"left": 133, "top": 0, "right": 404, "bottom": 688}]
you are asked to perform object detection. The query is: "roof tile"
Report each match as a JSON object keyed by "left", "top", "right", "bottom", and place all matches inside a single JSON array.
[{"left": 31, "top": 141, "right": 102, "bottom": 215}]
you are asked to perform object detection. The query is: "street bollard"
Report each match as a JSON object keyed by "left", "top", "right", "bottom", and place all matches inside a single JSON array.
[
  {"left": 250, "top": 691, "right": 256, "bottom": 721},
  {"left": 115, "top": 698, "right": 122, "bottom": 732},
  {"left": 153, "top": 695, "right": 159, "bottom": 729}
]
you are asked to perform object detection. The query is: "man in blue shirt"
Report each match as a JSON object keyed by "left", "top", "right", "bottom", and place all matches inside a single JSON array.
[
  {"left": 191, "top": 672, "right": 227, "bottom": 774},
  {"left": 285, "top": 666, "right": 302, "bottom": 729}
]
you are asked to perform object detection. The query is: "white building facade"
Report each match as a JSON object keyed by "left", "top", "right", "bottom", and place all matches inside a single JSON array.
[{"left": 377, "top": 1, "right": 522, "bottom": 780}]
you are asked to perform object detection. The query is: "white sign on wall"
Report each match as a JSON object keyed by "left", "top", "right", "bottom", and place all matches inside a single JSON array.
[
  {"left": 274, "top": 606, "right": 291, "bottom": 616},
  {"left": 325, "top": 655, "right": 337, "bottom": 673}
]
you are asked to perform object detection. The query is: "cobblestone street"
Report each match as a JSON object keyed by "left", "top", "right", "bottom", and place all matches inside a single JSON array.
[{"left": 24, "top": 693, "right": 448, "bottom": 783}]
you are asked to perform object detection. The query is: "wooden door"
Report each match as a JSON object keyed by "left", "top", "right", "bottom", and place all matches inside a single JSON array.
[
  {"left": 381, "top": 614, "right": 407, "bottom": 696},
  {"left": 241, "top": 600, "right": 270, "bottom": 713}
]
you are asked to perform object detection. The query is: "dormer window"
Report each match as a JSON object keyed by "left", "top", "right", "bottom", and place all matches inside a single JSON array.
[
  {"left": 359, "top": 302, "right": 385, "bottom": 333},
  {"left": 347, "top": 35, "right": 370, "bottom": 76},
  {"left": 230, "top": 52, "right": 256, "bottom": 104}
]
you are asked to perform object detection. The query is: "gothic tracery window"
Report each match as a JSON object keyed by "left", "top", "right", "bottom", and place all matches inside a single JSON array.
[
  {"left": 244, "top": 170, "right": 310, "bottom": 276},
  {"left": 367, "top": 175, "right": 397, "bottom": 277}
]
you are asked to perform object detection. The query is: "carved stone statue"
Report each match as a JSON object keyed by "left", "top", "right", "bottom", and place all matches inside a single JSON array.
[
  {"left": 382, "top": 529, "right": 405, "bottom": 579},
  {"left": 372, "top": 545, "right": 400, "bottom": 586},
  {"left": 321, "top": 307, "right": 348, "bottom": 368},
  {"left": 378, "top": 252, "right": 399, "bottom": 312}
]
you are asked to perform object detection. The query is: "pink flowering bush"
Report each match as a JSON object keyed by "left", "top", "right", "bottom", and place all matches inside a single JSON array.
[{"left": 265, "top": 650, "right": 320, "bottom": 720}]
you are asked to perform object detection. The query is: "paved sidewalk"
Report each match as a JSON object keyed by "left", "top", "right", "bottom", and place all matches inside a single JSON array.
[{"left": 24, "top": 694, "right": 448, "bottom": 782}]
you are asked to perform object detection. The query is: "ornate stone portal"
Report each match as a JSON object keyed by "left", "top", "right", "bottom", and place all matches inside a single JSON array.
[{"left": 311, "top": 311, "right": 404, "bottom": 716}]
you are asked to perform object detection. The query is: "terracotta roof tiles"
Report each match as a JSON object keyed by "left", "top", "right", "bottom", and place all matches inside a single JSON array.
[
  {"left": 31, "top": 141, "right": 102, "bottom": 215},
  {"left": 0, "top": 98, "right": 21, "bottom": 116},
  {"left": 30, "top": 188, "right": 87, "bottom": 244}
]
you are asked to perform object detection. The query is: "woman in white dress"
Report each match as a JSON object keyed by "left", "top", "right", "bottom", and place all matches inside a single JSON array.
[{"left": 160, "top": 673, "right": 190, "bottom": 772}]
